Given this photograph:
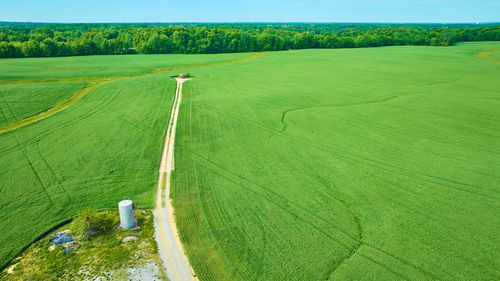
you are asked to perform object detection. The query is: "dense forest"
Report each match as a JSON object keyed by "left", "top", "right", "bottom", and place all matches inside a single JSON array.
[{"left": 0, "top": 22, "right": 499, "bottom": 58}]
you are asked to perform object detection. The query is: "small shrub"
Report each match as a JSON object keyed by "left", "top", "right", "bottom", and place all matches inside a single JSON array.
[{"left": 76, "top": 209, "right": 114, "bottom": 239}]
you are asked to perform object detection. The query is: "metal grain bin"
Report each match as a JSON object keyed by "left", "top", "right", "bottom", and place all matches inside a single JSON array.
[{"left": 118, "top": 200, "right": 135, "bottom": 229}]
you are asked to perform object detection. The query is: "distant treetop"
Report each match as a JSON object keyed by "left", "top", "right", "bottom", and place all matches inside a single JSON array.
[{"left": 0, "top": 22, "right": 498, "bottom": 58}]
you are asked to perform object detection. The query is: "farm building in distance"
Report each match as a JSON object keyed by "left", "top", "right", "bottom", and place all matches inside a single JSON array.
[{"left": 170, "top": 73, "right": 191, "bottom": 78}]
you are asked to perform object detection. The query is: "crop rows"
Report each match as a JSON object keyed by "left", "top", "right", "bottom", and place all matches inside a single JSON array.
[{"left": 172, "top": 42, "right": 500, "bottom": 280}]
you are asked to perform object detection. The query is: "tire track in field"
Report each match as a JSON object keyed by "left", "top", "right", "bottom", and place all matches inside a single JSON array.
[
  {"left": 0, "top": 82, "right": 123, "bottom": 156},
  {"left": 189, "top": 98, "right": 486, "bottom": 279},
  {"left": 182, "top": 148, "right": 361, "bottom": 249},
  {"left": 279, "top": 78, "right": 462, "bottom": 134},
  {"left": 185, "top": 149, "right": 405, "bottom": 279},
  {"left": 103, "top": 108, "right": 155, "bottom": 136},
  {"left": 2, "top": 88, "right": 75, "bottom": 203},
  {"left": 153, "top": 53, "right": 269, "bottom": 280},
  {"left": 34, "top": 142, "right": 74, "bottom": 203},
  {"left": 0, "top": 52, "right": 270, "bottom": 274},
  {"left": 0, "top": 53, "right": 269, "bottom": 179},
  {"left": 0, "top": 94, "right": 55, "bottom": 205},
  {"left": 280, "top": 95, "right": 400, "bottom": 132},
  {"left": 18, "top": 144, "right": 55, "bottom": 206},
  {"left": 0, "top": 52, "right": 267, "bottom": 136},
  {"left": 276, "top": 103, "right": 498, "bottom": 199},
  {"left": 324, "top": 197, "right": 364, "bottom": 279},
  {"left": 199, "top": 102, "right": 498, "bottom": 199},
  {"left": 279, "top": 112, "right": 488, "bottom": 280},
  {"left": 182, "top": 149, "right": 369, "bottom": 279},
  {"left": 0, "top": 80, "right": 104, "bottom": 135},
  {"left": 0, "top": 97, "right": 8, "bottom": 124},
  {"left": 204, "top": 97, "right": 499, "bottom": 195},
  {"left": 199, "top": 102, "right": 499, "bottom": 199}
]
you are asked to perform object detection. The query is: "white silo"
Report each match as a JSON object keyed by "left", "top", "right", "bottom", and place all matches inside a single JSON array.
[{"left": 118, "top": 200, "right": 135, "bottom": 229}]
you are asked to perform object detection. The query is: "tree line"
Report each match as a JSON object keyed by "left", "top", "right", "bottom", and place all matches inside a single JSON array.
[{"left": 0, "top": 23, "right": 498, "bottom": 58}]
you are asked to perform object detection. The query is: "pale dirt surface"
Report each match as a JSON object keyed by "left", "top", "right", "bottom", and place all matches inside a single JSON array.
[
  {"left": 6, "top": 264, "right": 16, "bottom": 274},
  {"left": 154, "top": 78, "right": 198, "bottom": 281},
  {"left": 83, "top": 262, "right": 164, "bottom": 281},
  {"left": 476, "top": 49, "right": 500, "bottom": 62}
]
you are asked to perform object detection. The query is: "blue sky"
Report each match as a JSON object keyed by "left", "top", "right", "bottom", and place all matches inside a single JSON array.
[{"left": 1, "top": 0, "right": 499, "bottom": 23}]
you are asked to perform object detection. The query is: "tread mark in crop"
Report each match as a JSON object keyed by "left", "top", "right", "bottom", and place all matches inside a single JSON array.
[
  {"left": 186, "top": 150, "right": 363, "bottom": 280},
  {"left": 0, "top": 52, "right": 268, "bottom": 136},
  {"left": 363, "top": 242, "right": 439, "bottom": 280},
  {"left": 0, "top": 81, "right": 122, "bottom": 155},
  {"left": 186, "top": 149, "right": 360, "bottom": 247},
  {"left": 34, "top": 142, "right": 74, "bottom": 203},
  {"left": 273, "top": 115, "right": 498, "bottom": 199},
  {"left": 0, "top": 95, "right": 56, "bottom": 205},
  {"left": 280, "top": 95, "right": 400, "bottom": 132}
]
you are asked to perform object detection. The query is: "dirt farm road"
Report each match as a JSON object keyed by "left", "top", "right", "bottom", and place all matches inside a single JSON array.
[{"left": 154, "top": 78, "right": 198, "bottom": 281}]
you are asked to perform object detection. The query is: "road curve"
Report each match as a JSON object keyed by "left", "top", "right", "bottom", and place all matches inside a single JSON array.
[{"left": 154, "top": 78, "right": 198, "bottom": 281}]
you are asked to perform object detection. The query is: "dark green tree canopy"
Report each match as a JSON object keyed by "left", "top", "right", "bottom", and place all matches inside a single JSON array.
[{"left": 0, "top": 22, "right": 498, "bottom": 58}]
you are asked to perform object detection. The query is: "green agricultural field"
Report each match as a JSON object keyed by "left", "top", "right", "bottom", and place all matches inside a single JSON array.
[
  {"left": 489, "top": 50, "right": 500, "bottom": 61},
  {"left": 0, "top": 52, "right": 255, "bottom": 272},
  {"left": 0, "top": 42, "right": 499, "bottom": 281},
  {"left": 0, "top": 53, "right": 252, "bottom": 81},
  {"left": 0, "top": 82, "right": 87, "bottom": 126},
  {"left": 172, "top": 42, "right": 500, "bottom": 281}
]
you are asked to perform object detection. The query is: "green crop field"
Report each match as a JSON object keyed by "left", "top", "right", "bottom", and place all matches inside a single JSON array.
[
  {"left": 489, "top": 51, "right": 500, "bottom": 61},
  {"left": 0, "top": 42, "right": 499, "bottom": 280},
  {"left": 0, "top": 82, "right": 87, "bottom": 126},
  {"left": 0, "top": 53, "right": 252, "bottom": 81},
  {"left": 0, "top": 52, "right": 254, "bottom": 272},
  {"left": 172, "top": 42, "right": 500, "bottom": 281}
]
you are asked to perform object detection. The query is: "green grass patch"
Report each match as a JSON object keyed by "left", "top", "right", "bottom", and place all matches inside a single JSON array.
[{"left": 0, "top": 209, "right": 166, "bottom": 280}]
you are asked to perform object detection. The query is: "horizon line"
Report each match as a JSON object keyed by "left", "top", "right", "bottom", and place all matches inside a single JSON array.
[{"left": 1, "top": 20, "right": 499, "bottom": 25}]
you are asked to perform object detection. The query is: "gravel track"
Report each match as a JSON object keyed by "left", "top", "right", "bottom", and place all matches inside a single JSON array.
[{"left": 154, "top": 78, "right": 198, "bottom": 281}]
